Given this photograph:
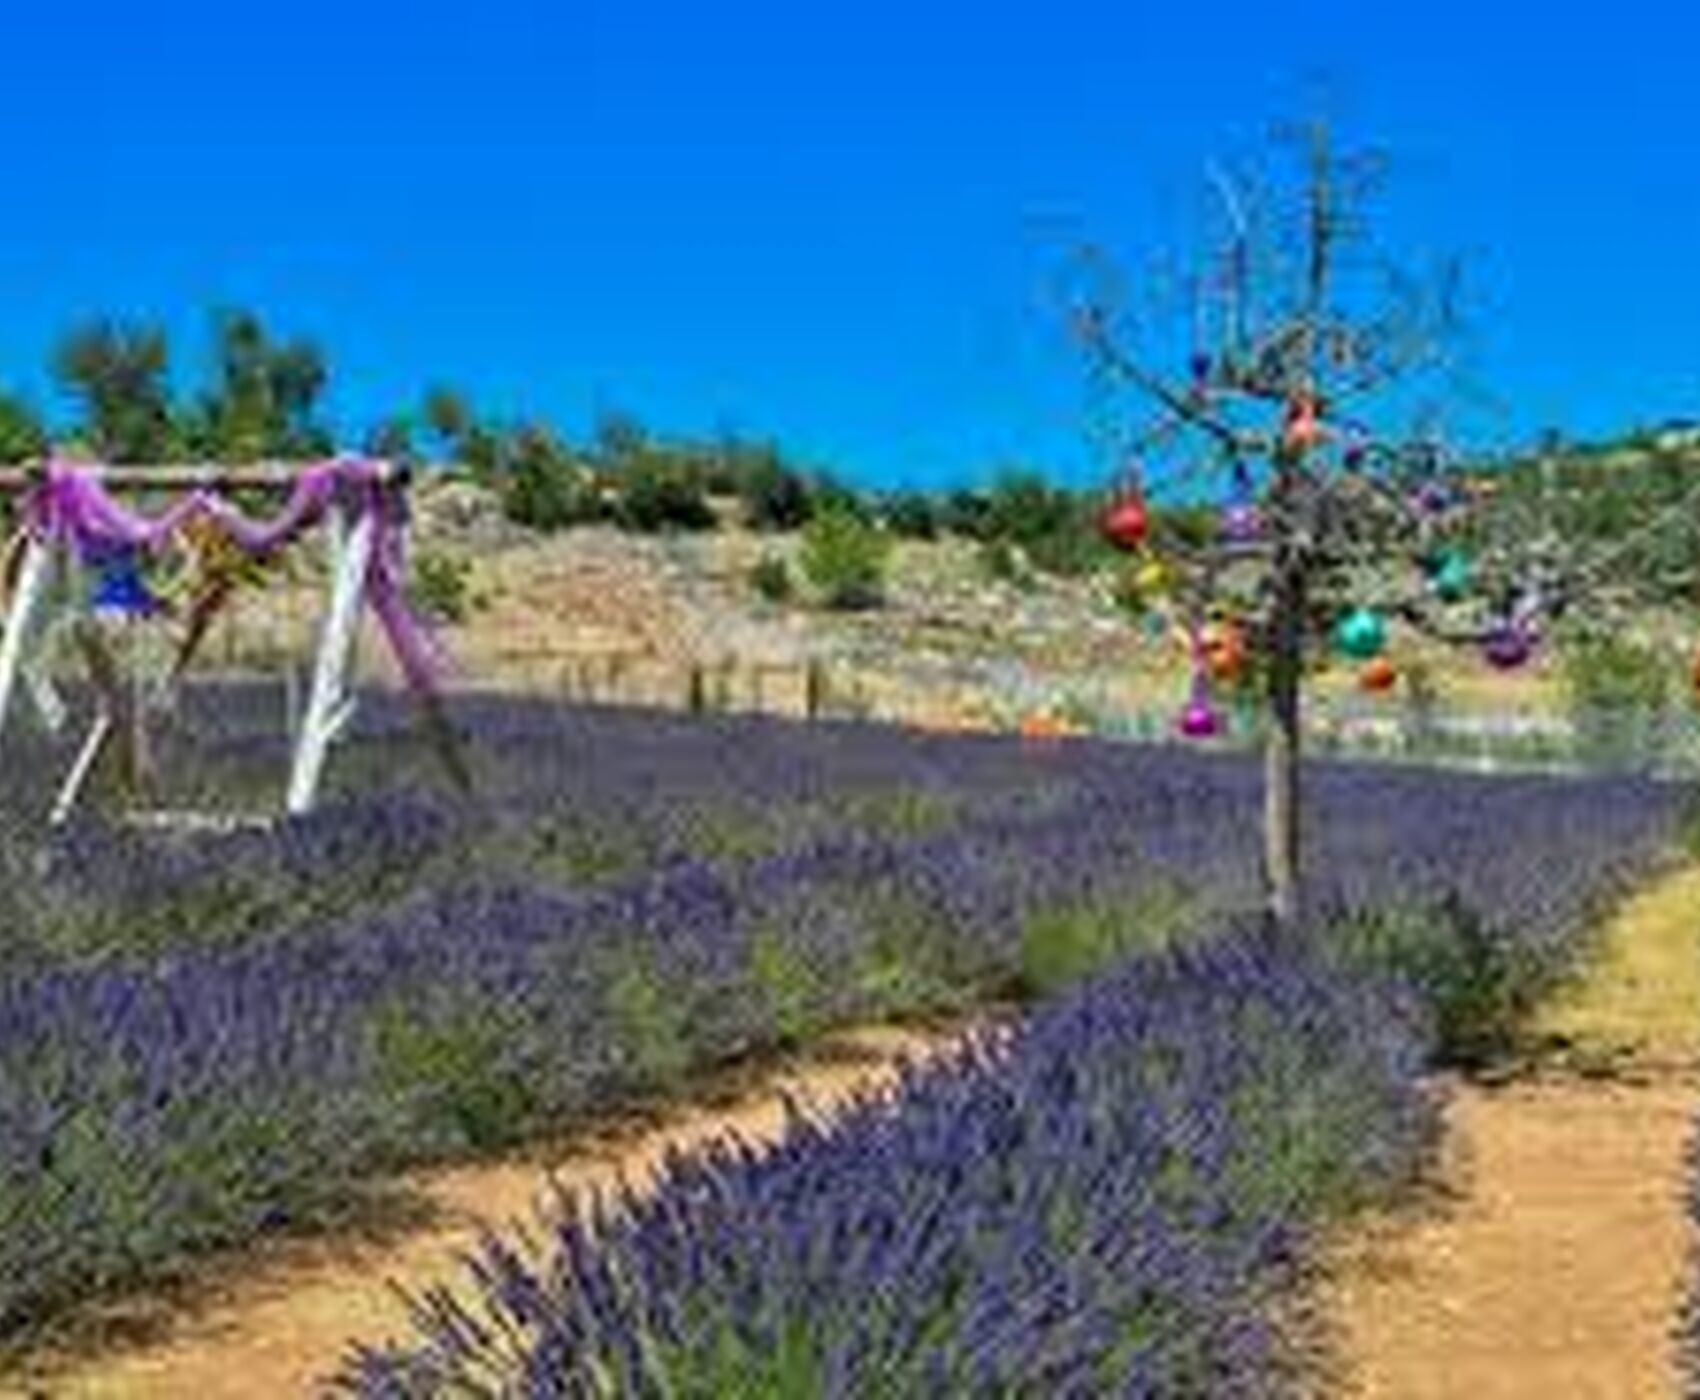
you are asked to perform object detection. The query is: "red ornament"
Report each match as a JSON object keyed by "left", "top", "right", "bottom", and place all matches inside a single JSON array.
[
  {"left": 1359, "top": 656, "right": 1398, "bottom": 693},
  {"left": 1101, "top": 496, "right": 1149, "bottom": 550}
]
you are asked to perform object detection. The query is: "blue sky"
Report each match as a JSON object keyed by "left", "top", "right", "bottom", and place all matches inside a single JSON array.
[{"left": 2, "top": 2, "right": 1697, "bottom": 487}]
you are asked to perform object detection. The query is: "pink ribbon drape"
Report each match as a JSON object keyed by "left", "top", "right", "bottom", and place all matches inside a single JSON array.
[{"left": 23, "top": 456, "right": 448, "bottom": 696}]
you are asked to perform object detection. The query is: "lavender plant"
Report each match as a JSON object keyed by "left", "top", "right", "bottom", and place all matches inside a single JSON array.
[
  {"left": 0, "top": 688, "right": 1686, "bottom": 1349},
  {"left": 336, "top": 927, "right": 1437, "bottom": 1398}
]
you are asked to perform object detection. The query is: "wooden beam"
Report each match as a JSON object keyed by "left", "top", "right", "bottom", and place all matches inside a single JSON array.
[{"left": 0, "top": 460, "right": 407, "bottom": 494}]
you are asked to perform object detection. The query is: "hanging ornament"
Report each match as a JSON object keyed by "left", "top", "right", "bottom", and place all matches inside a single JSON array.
[
  {"left": 1219, "top": 460, "right": 1259, "bottom": 542},
  {"left": 1189, "top": 351, "right": 1212, "bottom": 388},
  {"left": 1342, "top": 434, "right": 1368, "bottom": 471},
  {"left": 1200, "top": 620, "right": 1246, "bottom": 682},
  {"left": 1283, "top": 392, "right": 1325, "bottom": 452},
  {"left": 1411, "top": 479, "right": 1453, "bottom": 516},
  {"left": 89, "top": 549, "right": 157, "bottom": 617},
  {"left": 1020, "top": 710, "right": 1065, "bottom": 741},
  {"left": 1483, "top": 622, "right": 1534, "bottom": 670},
  {"left": 1100, "top": 490, "right": 1149, "bottom": 551},
  {"left": 1220, "top": 502, "right": 1260, "bottom": 542},
  {"left": 1177, "top": 679, "right": 1221, "bottom": 739},
  {"left": 1133, "top": 557, "right": 1169, "bottom": 594},
  {"left": 1427, "top": 549, "right": 1471, "bottom": 603},
  {"left": 1334, "top": 606, "right": 1387, "bottom": 660},
  {"left": 1358, "top": 655, "right": 1398, "bottom": 693}
]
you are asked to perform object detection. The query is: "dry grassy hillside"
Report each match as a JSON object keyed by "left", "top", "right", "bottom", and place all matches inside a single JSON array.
[{"left": 210, "top": 476, "right": 1576, "bottom": 730}]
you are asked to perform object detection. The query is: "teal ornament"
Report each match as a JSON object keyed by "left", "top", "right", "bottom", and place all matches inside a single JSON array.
[
  {"left": 1429, "top": 550, "right": 1470, "bottom": 602},
  {"left": 1334, "top": 606, "right": 1386, "bottom": 660}
]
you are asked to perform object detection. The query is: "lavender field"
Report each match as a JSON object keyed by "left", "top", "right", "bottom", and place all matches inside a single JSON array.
[{"left": 0, "top": 686, "right": 1690, "bottom": 1390}]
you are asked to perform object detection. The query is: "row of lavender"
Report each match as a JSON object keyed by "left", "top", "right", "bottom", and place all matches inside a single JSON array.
[
  {"left": 0, "top": 688, "right": 1102, "bottom": 968},
  {"left": 0, "top": 693, "right": 1688, "bottom": 1350},
  {"left": 340, "top": 924, "right": 1435, "bottom": 1397},
  {"left": 333, "top": 774, "right": 1692, "bottom": 1396}
]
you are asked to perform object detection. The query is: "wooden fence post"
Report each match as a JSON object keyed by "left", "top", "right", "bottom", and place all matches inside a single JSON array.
[{"left": 805, "top": 658, "right": 825, "bottom": 720}]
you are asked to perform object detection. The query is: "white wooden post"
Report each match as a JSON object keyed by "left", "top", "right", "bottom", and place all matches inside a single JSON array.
[
  {"left": 286, "top": 504, "right": 376, "bottom": 816},
  {"left": 51, "top": 713, "right": 112, "bottom": 826},
  {"left": 0, "top": 536, "right": 53, "bottom": 747}
]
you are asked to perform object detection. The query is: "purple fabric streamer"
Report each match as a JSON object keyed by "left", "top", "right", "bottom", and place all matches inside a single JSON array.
[{"left": 23, "top": 456, "right": 447, "bottom": 696}]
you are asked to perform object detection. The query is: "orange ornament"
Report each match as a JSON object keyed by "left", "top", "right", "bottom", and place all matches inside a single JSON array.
[
  {"left": 1201, "top": 621, "right": 1246, "bottom": 681},
  {"left": 1359, "top": 656, "right": 1398, "bottom": 693},
  {"left": 1282, "top": 391, "right": 1328, "bottom": 453},
  {"left": 1020, "top": 711, "right": 1066, "bottom": 740}
]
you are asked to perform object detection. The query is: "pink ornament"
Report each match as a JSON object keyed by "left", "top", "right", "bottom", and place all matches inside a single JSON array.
[{"left": 1178, "top": 697, "right": 1221, "bottom": 739}]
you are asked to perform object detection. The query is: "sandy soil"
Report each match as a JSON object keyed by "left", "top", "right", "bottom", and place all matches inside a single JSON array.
[
  {"left": 5, "top": 1025, "right": 964, "bottom": 1400},
  {"left": 1326, "top": 864, "right": 1700, "bottom": 1399},
  {"left": 1326, "top": 1077, "right": 1698, "bottom": 1399}
]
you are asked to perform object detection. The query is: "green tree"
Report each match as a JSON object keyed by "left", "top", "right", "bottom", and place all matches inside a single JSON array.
[
  {"left": 502, "top": 423, "right": 599, "bottom": 531},
  {"left": 593, "top": 408, "right": 648, "bottom": 467},
  {"left": 203, "top": 308, "right": 329, "bottom": 460},
  {"left": 366, "top": 415, "right": 417, "bottom": 460},
  {"left": 882, "top": 490, "right": 940, "bottom": 539},
  {"left": 615, "top": 449, "right": 716, "bottom": 531},
  {"left": 52, "top": 318, "right": 174, "bottom": 462},
  {"left": 0, "top": 392, "right": 47, "bottom": 464},
  {"left": 739, "top": 448, "right": 814, "bottom": 530},
  {"left": 941, "top": 488, "right": 996, "bottom": 540},
  {"left": 422, "top": 385, "right": 472, "bottom": 458}
]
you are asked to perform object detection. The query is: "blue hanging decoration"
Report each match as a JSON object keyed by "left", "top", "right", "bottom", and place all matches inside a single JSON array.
[
  {"left": 1220, "top": 461, "right": 1260, "bottom": 542},
  {"left": 89, "top": 548, "right": 157, "bottom": 617}
]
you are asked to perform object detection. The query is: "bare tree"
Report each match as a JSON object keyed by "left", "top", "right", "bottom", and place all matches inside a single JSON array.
[{"left": 1065, "top": 115, "right": 1546, "bottom": 926}]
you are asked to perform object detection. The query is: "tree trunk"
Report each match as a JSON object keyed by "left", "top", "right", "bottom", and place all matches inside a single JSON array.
[
  {"left": 1264, "top": 469, "right": 1305, "bottom": 928},
  {"left": 1263, "top": 633, "right": 1301, "bottom": 926}
]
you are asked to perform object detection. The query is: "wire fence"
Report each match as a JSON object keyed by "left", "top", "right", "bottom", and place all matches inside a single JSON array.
[{"left": 386, "top": 640, "right": 1700, "bottom": 781}]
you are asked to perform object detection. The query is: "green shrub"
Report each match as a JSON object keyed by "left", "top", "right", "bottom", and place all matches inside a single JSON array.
[
  {"left": 407, "top": 549, "right": 474, "bottom": 624},
  {"left": 615, "top": 453, "right": 717, "bottom": 532},
  {"left": 501, "top": 428, "right": 601, "bottom": 531},
  {"left": 977, "top": 538, "right": 1028, "bottom": 586},
  {"left": 372, "top": 998, "right": 538, "bottom": 1153},
  {"left": 1559, "top": 627, "right": 1674, "bottom": 765},
  {"left": 800, "top": 506, "right": 892, "bottom": 610},
  {"left": 941, "top": 488, "right": 996, "bottom": 541},
  {"left": 750, "top": 929, "right": 827, "bottom": 1048},
  {"left": 1023, "top": 519, "right": 1104, "bottom": 577},
  {"left": 882, "top": 490, "right": 940, "bottom": 540},
  {"left": 1017, "top": 882, "right": 1194, "bottom": 998},
  {"left": 0, "top": 392, "right": 46, "bottom": 465},
  {"left": 1321, "top": 901, "right": 1538, "bottom": 1070},
  {"left": 749, "top": 554, "right": 794, "bottom": 603},
  {"left": 739, "top": 454, "right": 814, "bottom": 531},
  {"left": 605, "top": 958, "right": 692, "bottom": 1092}
]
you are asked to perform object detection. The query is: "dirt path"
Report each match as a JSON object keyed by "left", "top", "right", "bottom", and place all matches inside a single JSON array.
[
  {"left": 1328, "top": 863, "right": 1700, "bottom": 1399},
  {"left": 6, "top": 1025, "right": 963, "bottom": 1400}
]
